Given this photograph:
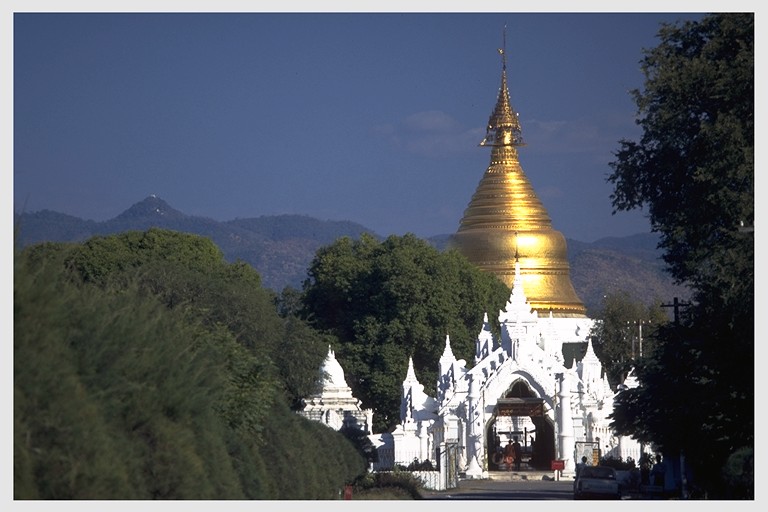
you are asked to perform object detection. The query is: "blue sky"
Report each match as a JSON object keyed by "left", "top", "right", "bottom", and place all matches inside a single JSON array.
[{"left": 8, "top": 6, "right": 731, "bottom": 243}]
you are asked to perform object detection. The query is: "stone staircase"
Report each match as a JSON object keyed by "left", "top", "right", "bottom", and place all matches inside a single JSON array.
[{"left": 487, "top": 469, "right": 565, "bottom": 482}]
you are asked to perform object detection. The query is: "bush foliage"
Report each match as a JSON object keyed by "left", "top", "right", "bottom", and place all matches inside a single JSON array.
[{"left": 14, "top": 229, "right": 367, "bottom": 499}]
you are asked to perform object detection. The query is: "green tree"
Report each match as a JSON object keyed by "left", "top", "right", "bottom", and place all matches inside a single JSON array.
[
  {"left": 301, "top": 233, "right": 511, "bottom": 432},
  {"left": 588, "top": 292, "right": 669, "bottom": 388},
  {"left": 15, "top": 253, "right": 242, "bottom": 498},
  {"left": 276, "top": 315, "right": 337, "bottom": 408},
  {"left": 63, "top": 228, "right": 332, "bottom": 418},
  {"left": 68, "top": 227, "right": 228, "bottom": 287},
  {"left": 15, "top": 230, "right": 368, "bottom": 498},
  {"left": 606, "top": 13, "right": 753, "bottom": 498},
  {"left": 607, "top": 14, "right": 753, "bottom": 301}
]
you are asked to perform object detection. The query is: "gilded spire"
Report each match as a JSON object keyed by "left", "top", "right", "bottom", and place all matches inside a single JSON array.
[
  {"left": 479, "top": 25, "right": 525, "bottom": 148},
  {"left": 450, "top": 29, "right": 587, "bottom": 317}
]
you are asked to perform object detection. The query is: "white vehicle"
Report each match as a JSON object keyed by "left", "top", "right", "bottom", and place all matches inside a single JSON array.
[{"left": 573, "top": 466, "right": 621, "bottom": 500}]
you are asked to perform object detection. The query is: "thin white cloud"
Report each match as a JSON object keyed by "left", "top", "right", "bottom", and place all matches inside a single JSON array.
[
  {"left": 402, "top": 110, "right": 459, "bottom": 133},
  {"left": 537, "top": 185, "right": 565, "bottom": 200},
  {"left": 524, "top": 117, "right": 622, "bottom": 156},
  {"left": 374, "top": 110, "right": 483, "bottom": 158}
]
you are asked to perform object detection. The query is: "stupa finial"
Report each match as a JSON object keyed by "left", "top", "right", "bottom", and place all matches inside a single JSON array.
[
  {"left": 480, "top": 25, "right": 525, "bottom": 148},
  {"left": 499, "top": 23, "right": 507, "bottom": 71}
]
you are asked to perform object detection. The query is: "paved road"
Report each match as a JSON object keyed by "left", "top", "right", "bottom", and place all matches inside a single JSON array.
[{"left": 421, "top": 477, "right": 577, "bottom": 500}]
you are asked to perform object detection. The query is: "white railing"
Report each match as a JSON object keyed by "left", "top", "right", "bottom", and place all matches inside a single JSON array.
[
  {"left": 412, "top": 471, "right": 444, "bottom": 491},
  {"left": 371, "top": 448, "right": 435, "bottom": 471},
  {"left": 371, "top": 446, "right": 457, "bottom": 491}
]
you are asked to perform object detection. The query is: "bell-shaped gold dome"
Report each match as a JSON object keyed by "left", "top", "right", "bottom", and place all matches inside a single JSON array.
[{"left": 450, "top": 47, "right": 586, "bottom": 318}]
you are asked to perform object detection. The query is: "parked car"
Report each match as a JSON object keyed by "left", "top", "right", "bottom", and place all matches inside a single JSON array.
[{"left": 574, "top": 465, "right": 621, "bottom": 500}]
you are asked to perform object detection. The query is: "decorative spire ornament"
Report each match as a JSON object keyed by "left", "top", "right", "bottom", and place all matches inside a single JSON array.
[{"left": 451, "top": 27, "right": 586, "bottom": 317}]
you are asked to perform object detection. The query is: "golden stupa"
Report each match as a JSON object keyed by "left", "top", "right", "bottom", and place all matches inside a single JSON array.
[{"left": 450, "top": 43, "right": 587, "bottom": 318}]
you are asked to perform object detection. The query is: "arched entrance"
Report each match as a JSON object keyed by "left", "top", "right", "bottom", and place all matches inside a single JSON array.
[{"left": 486, "top": 380, "right": 555, "bottom": 471}]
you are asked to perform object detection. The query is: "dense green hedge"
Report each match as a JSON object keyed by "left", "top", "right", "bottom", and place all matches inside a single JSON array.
[{"left": 14, "top": 229, "right": 366, "bottom": 499}]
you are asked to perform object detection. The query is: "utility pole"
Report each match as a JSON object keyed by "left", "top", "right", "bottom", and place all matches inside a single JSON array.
[
  {"left": 626, "top": 320, "right": 650, "bottom": 358},
  {"left": 625, "top": 321, "right": 634, "bottom": 359},
  {"left": 661, "top": 297, "right": 691, "bottom": 325}
]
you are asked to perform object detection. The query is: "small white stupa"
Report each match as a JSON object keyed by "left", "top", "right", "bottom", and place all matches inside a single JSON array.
[{"left": 298, "top": 346, "right": 373, "bottom": 433}]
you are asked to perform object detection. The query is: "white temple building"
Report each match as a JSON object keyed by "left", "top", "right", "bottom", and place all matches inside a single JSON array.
[
  {"left": 370, "top": 259, "right": 640, "bottom": 479},
  {"left": 297, "top": 39, "right": 642, "bottom": 482},
  {"left": 300, "top": 259, "right": 641, "bottom": 484}
]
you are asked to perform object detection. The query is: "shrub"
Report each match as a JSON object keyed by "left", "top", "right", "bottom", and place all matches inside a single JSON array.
[
  {"left": 352, "top": 471, "right": 424, "bottom": 499},
  {"left": 599, "top": 455, "right": 637, "bottom": 471}
]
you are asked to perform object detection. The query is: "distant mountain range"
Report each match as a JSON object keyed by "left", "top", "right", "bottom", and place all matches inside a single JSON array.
[{"left": 13, "top": 195, "right": 690, "bottom": 315}]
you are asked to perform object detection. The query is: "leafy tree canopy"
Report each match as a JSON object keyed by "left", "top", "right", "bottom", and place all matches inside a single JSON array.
[
  {"left": 15, "top": 229, "right": 365, "bottom": 498},
  {"left": 301, "top": 232, "right": 511, "bottom": 432},
  {"left": 35, "top": 228, "right": 330, "bottom": 406},
  {"left": 69, "top": 227, "right": 231, "bottom": 286},
  {"left": 588, "top": 291, "right": 669, "bottom": 388},
  {"left": 606, "top": 14, "right": 753, "bottom": 498},
  {"left": 607, "top": 13, "right": 753, "bottom": 304}
]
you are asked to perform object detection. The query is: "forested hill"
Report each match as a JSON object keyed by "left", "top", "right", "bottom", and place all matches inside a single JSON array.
[{"left": 14, "top": 195, "right": 688, "bottom": 315}]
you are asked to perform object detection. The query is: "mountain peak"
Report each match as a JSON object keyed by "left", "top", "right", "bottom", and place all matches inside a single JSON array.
[{"left": 113, "top": 195, "right": 186, "bottom": 222}]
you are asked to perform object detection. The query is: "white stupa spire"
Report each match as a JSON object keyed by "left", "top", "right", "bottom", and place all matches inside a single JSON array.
[
  {"left": 439, "top": 334, "right": 458, "bottom": 379},
  {"left": 475, "top": 313, "right": 495, "bottom": 365},
  {"left": 320, "top": 345, "right": 349, "bottom": 388},
  {"left": 405, "top": 356, "right": 419, "bottom": 384},
  {"left": 499, "top": 257, "right": 538, "bottom": 323}
]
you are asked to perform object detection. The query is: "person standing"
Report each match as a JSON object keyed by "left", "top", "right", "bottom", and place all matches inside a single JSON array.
[
  {"left": 512, "top": 436, "right": 523, "bottom": 471},
  {"left": 503, "top": 440, "right": 515, "bottom": 471},
  {"left": 574, "top": 456, "right": 588, "bottom": 490},
  {"left": 650, "top": 454, "right": 665, "bottom": 487},
  {"left": 576, "top": 455, "right": 588, "bottom": 476},
  {"left": 528, "top": 436, "right": 536, "bottom": 467}
]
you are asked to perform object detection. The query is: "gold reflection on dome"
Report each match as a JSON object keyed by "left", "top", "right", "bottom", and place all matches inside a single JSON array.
[{"left": 450, "top": 41, "right": 587, "bottom": 318}]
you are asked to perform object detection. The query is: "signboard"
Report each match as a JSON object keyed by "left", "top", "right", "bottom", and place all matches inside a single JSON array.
[
  {"left": 495, "top": 398, "right": 545, "bottom": 417},
  {"left": 551, "top": 460, "right": 565, "bottom": 471}
]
